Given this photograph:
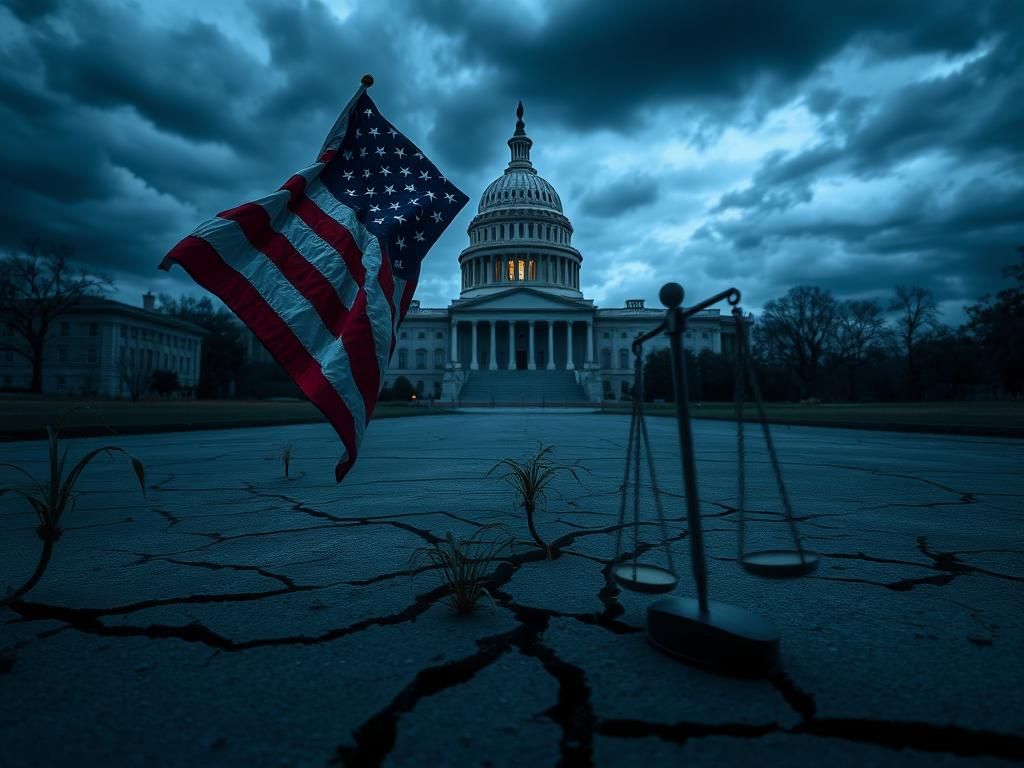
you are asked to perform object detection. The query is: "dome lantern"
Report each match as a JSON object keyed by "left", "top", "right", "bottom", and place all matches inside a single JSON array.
[{"left": 507, "top": 101, "right": 535, "bottom": 174}]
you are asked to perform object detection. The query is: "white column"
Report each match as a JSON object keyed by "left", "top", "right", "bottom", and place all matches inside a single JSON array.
[
  {"left": 528, "top": 321, "right": 536, "bottom": 370},
  {"left": 566, "top": 321, "right": 575, "bottom": 370},
  {"left": 470, "top": 321, "right": 479, "bottom": 370},
  {"left": 451, "top": 321, "right": 458, "bottom": 365},
  {"left": 586, "top": 320, "right": 593, "bottom": 364},
  {"left": 488, "top": 320, "right": 498, "bottom": 370},
  {"left": 546, "top": 322, "right": 555, "bottom": 370},
  {"left": 507, "top": 321, "right": 515, "bottom": 370}
]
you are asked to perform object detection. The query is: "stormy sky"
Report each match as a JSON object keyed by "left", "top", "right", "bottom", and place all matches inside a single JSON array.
[{"left": 2, "top": 0, "right": 1022, "bottom": 322}]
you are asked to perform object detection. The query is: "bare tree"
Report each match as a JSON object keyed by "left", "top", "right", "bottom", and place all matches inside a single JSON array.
[
  {"left": 754, "top": 285, "right": 842, "bottom": 399},
  {"left": 117, "top": 348, "right": 150, "bottom": 403},
  {"left": 836, "top": 298, "right": 889, "bottom": 400},
  {"left": 0, "top": 240, "right": 111, "bottom": 393},
  {"left": 889, "top": 285, "right": 939, "bottom": 400}
]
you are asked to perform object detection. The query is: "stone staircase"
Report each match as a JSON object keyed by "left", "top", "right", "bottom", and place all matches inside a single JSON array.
[{"left": 456, "top": 369, "right": 590, "bottom": 404}]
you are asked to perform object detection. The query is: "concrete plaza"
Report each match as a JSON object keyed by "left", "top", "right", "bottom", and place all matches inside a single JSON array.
[{"left": 1, "top": 412, "right": 1022, "bottom": 766}]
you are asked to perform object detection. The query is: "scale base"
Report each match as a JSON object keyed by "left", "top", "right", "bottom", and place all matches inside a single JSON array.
[{"left": 647, "top": 596, "right": 780, "bottom": 677}]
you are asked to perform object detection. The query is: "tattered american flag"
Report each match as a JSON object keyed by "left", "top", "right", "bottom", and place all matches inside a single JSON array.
[{"left": 160, "top": 79, "right": 468, "bottom": 480}]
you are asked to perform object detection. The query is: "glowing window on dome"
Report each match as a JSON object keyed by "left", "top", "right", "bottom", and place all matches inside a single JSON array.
[
  {"left": 507, "top": 260, "right": 515, "bottom": 280},
  {"left": 529, "top": 259, "right": 537, "bottom": 280},
  {"left": 518, "top": 259, "right": 526, "bottom": 280}
]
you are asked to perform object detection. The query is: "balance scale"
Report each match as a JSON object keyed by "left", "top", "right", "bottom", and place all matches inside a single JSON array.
[{"left": 613, "top": 283, "right": 818, "bottom": 677}]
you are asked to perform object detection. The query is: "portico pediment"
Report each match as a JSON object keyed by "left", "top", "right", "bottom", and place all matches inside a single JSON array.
[{"left": 451, "top": 287, "right": 593, "bottom": 314}]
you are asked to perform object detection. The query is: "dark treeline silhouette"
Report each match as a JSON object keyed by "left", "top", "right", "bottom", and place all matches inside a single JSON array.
[
  {"left": 645, "top": 249, "right": 1024, "bottom": 403},
  {"left": 156, "top": 294, "right": 248, "bottom": 399},
  {"left": 0, "top": 240, "right": 111, "bottom": 393}
]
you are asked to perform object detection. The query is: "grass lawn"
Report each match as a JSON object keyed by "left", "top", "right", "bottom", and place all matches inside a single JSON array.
[
  {"left": 2, "top": 397, "right": 1020, "bottom": 440},
  {"left": 0, "top": 398, "right": 453, "bottom": 440},
  {"left": 599, "top": 400, "right": 1024, "bottom": 437}
]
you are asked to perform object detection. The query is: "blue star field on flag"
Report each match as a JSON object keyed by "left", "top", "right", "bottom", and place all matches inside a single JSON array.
[{"left": 320, "top": 92, "right": 469, "bottom": 283}]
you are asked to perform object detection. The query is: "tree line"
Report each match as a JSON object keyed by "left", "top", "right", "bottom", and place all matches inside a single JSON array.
[{"left": 644, "top": 249, "right": 1023, "bottom": 403}]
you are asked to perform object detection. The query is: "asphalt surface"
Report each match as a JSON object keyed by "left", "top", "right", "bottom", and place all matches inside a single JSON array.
[{"left": 1, "top": 413, "right": 1022, "bottom": 766}]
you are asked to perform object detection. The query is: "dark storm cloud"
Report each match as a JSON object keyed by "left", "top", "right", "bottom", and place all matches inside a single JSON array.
[
  {"left": 715, "top": 20, "right": 1024, "bottom": 215},
  {"left": 3, "top": 0, "right": 61, "bottom": 22},
  {"left": 409, "top": 0, "right": 1008, "bottom": 131},
  {"left": 697, "top": 14, "right": 1024, "bottom": 315},
  {"left": 30, "top": 5, "right": 264, "bottom": 148},
  {"left": 0, "top": 0, "right": 1020, "bottom": 319},
  {"left": 579, "top": 175, "right": 659, "bottom": 218}
]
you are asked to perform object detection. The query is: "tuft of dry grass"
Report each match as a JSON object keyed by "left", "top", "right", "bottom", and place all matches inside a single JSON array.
[
  {"left": 410, "top": 524, "right": 513, "bottom": 614},
  {"left": 488, "top": 443, "right": 587, "bottom": 558},
  {"left": 281, "top": 442, "right": 294, "bottom": 478},
  {"left": 0, "top": 407, "right": 145, "bottom": 604}
]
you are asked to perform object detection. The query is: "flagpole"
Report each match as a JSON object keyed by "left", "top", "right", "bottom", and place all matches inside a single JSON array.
[{"left": 159, "top": 74, "right": 374, "bottom": 273}]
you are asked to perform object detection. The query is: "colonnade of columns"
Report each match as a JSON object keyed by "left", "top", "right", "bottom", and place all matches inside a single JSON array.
[
  {"left": 461, "top": 254, "right": 581, "bottom": 291},
  {"left": 450, "top": 319, "right": 594, "bottom": 371}
]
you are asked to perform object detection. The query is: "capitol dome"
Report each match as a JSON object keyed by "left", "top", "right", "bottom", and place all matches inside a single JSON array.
[
  {"left": 477, "top": 166, "right": 564, "bottom": 215},
  {"left": 458, "top": 102, "right": 581, "bottom": 298}
]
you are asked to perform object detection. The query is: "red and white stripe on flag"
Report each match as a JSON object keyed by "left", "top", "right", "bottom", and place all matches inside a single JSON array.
[{"left": 161, "top": 84, "right": 467, "bottom": 481}]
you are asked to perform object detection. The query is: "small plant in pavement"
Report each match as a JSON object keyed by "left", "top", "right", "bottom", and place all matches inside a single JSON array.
[
  {"left": 0, "top": 410, "right": 145, "bottom": 605},
  {"left": 410, "top": 524, "right": 513, "bottom": 614},
  {"left": 281, "top": 442, "right": 294, "bottom": 478},
  {"left": 488, "top": 443, "right": 587, "bottom": 558}
]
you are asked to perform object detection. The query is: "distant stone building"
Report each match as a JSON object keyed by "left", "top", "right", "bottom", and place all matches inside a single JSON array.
[
  {"left": 1, "top": 292, "right": 204, "bottom": 398},
  {"left": 383, "top": 104, "right": 736, "bottom": 402}
]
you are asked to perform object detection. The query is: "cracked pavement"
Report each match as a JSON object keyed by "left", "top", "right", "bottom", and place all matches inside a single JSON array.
[{"left": 1, "top": 413, "right": 1023, "bottom": 766}]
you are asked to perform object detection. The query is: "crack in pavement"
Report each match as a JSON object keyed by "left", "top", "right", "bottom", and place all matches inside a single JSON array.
[
  {"left": 594, "top": 715, "right": 1024, "bottom": 761},
  {"left": 333, "top": 607, "right": 598, "bottom": 768},
  {"left": 8, "top": 581, "right": 452, "bottom": 652}
]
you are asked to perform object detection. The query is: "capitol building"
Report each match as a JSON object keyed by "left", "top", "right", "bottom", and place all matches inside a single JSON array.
[{"left": 385, "top": 104, "right": 736, "bottom": 403}]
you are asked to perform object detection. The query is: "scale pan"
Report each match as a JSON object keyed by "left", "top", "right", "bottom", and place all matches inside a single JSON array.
[
  {"left": 740, "top": 550, "right": 819, "bottom": 579},
  {"left": 614, "top": 563, "right": 678, "bottom": 594}
]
